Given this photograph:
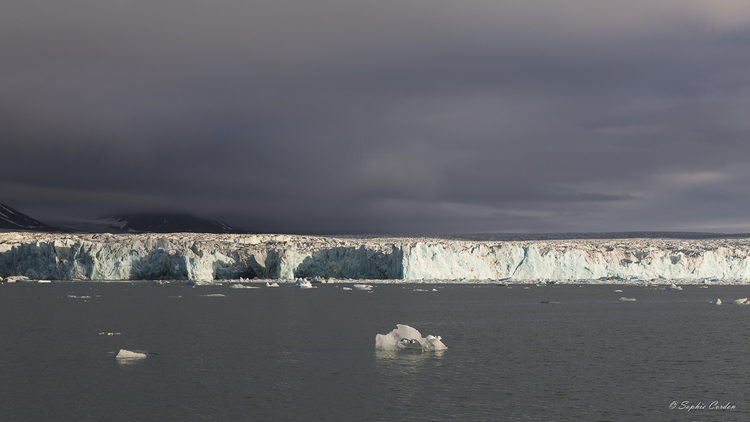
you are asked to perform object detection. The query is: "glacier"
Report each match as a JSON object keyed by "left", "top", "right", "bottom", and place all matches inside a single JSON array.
[{"left": 2, "top": 232, "right": 750, "bottom": 283}]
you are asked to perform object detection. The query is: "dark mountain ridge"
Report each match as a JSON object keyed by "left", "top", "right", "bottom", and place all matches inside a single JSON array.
[
  {"left": 0, "top": 203, "right": 62, "bottom": 231},
  {"left": 0, "top": 203, "right": 252, "bottom": 234}
]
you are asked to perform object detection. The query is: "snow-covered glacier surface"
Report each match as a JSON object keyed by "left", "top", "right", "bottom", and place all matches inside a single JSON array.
[{"left": 2, "top": 232, "right": 750, "bottom": 282}]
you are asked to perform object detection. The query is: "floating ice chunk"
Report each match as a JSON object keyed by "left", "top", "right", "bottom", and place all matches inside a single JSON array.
[
  {"left": 619, "top": 297, "right": 636, "bottom": 302},
  {"left": 67, "top": 295, "right": 92, "bottom": 299},
  {"left": 375, "top": 324, "right": 447, "bottom": 351},
  {"left": 37, "top": 280, "right": 51, "bottom": 283},
  {"left": 732, "top": 298, "right": 748, "bottom": 305},
  {"left": 229, "top": 284, "right": 259, "bottom": 289},
  {"left": 342, "top": 287, "right": 352, "bottom": 290},
  {"left": 664, "top": 283, "right": 682, "bottom": 290},
  {"left": 290, "top": 279, "right": 313, "bottom": 289},
  {"left": 99, "top": 332, "right": 121, "bottom": 336},
  {"left": 715, "top": 298, "right": 722, "bottom": 305},
  {"left": 116, "top": 349, "right": 147, "bottom": 359},
  {"left": 184, "top": 280, "right": 217, "bottom": 286},
  {"left": 614, "top": 289, "right": 623, "bottom": 292},
  {"left": 266, "top": 282, "right": 279, "bottom": 288},
  {"left": 1, "top": 276, "right": 30, "bottom": 283},
  {"left": 199, "top": 293, "right": 225, "bottom": 297},
  {"left": 353, "top": 284, "right": 372, "bottom": 290}
]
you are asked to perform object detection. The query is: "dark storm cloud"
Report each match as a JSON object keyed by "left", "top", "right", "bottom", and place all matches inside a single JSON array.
[{"left": 2, "top": 1, "right": 750, "bottom": 233}]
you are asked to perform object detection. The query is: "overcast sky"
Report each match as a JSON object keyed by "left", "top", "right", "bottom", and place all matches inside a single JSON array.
[{"left": 2, "top": 1, "right": 750, "bottom": 234}]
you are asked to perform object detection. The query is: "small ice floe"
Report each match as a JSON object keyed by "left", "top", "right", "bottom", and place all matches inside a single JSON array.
[
  {"left": 1, "top": 276, "right": 30, "bottom": 283},
  {"left": 524, "top": 287, "right": 530, "bottom": 289},
  {"left": 619, "top": 297, "right": 637, "bottom": 302},
  {"left": 353, "top": 284, "right": 373, "bottom": 291},
  {"left": 229, "top": 284, "right": 259, "bottom": 289},
  {"left": 715, "top": 298, "right": 722, "bottom": 305},
  {"left": 665, "top": 283, "right": 683, "bottom": 291},
  {"left": 290, "top": 279, "right": 314, "bottom": 289},
  {"left": 413, "top": 289, "right": 429, "bottom": 292},
  {"left": 375, "top": 324, "right": 447, "bottom": 351},
  {"left": 199, "top": 294, "right": 226, "bottom": 297},
  {"left": 116, "top": 349, "right": 147, "bottom": 359},
  {"left": 99, "top": 332, "right": 121, "bottom": 336},
  {"left": 184, "top": 280, "right": 217, "bottom": 286},
  {"left": 67, "top": 295, "right": 92, "bottom": 299},
  {"left": 342, "top": 287, "right": 352, "bottom": 290},
  {"left": 266, "top": 282, "right": 280, "bottom": 288},
  {"left": 37, "top": 280, "right": 51, "bottom": 283},
  {"left": 614, "top": 289, "right": 623, "bottom": 293},
  {"left": 732, "top": 298, "right": 748, "bottom": 305}
]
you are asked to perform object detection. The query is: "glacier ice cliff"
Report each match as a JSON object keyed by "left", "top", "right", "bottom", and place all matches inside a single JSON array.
[{"left": 2, "top": 232, "right": 750, "bottom": 282}]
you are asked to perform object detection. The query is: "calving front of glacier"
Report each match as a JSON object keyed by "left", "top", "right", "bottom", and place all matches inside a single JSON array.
[{"left": 2, "top": 232, "right": 750, "bottom": 282}]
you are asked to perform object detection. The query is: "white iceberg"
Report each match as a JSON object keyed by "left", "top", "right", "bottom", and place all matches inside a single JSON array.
[
  {"left": 619, "top": 297, "right": 637, "bottom": 302},
  {"left": 715, "top": 298, "right": 722, "bottom": 305},
  {"left": 375, "top": 324, "right": 447, "bottom": 351},
  {"left": 665, "top": 283, "right": 683, "bottom": 290},
  {"left": 116, "top": 349, "right": 147, "bottom": 359},
  {"left": 199, "top": 293, "right": 226, "bottom": 297},
  {"left": 353, "top": 284, "right": 372, "bottom": 290},
  {"left": 266, "top": 282, "right": 279, "bottom": 287},
  {"left": 732, "top": 298, "right": 748, "bottom": 305},
  {"left": 229, "top": 284, "right": 259, "bottom": 289},
  {"left": 291, "top": 279, "right": 313, "bottom": 289}
]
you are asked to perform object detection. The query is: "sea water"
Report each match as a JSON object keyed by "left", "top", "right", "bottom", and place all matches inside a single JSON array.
[{"left": 1, "top": 282, "right": 749, "bottom": 421}]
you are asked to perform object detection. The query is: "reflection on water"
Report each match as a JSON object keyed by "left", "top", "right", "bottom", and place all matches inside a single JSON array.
[
  {"left": 115, "top": 357, "right": 145, "bottom": 366},
  {"left": 374, "top": 349, "right": 446, "bottom": 378}
]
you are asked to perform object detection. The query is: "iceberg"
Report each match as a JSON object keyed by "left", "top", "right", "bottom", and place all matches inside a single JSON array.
[
  {"left": 116, "top": 349, "right": 147, "bottom": 359},
  {"left": 229, "top": 284, "right": 259, "bottom": 289},
  {"left": 732, "top": 298, "right": 748, "bottom": 305},
  {"left": 375, "top": 324, "right": 447, "bottom": 351},
  {"left": 352, "top": 284, "right": 373, "bottom": 290},
  {"left": 291, "top": 279, "right": 313, "bottom": 289}
]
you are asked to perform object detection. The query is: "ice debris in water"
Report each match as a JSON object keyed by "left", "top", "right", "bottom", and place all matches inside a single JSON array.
[
  {"left": 116, "top": 349, "right": 147, "bottom": 359},
  {"left": 619, "top": 297, "right": 637, "bottom": 302},
  {"left": 99, "top": 332, "right": 121, "bottom": 336},
  {"left": 715, "top": 298, "right": 722, "bottom": 305},
  {"left": 353, "top": 284, "right": 373, "bottom": 290},
  {"left": 291, "top": 279, "right": 314, "bottom": 288},
  {"left": 375, "top": 324, "right": 447, "bottom": 351},
  {"left": 266, "top": 282, "right": 279, "bottom": 287},
  {"left": 199, "top": 293, "right": 226, "bottom": 297},
  {"left": 732, "top": 298, "right": 748, "bottom": 305},
  {"left": 229, "top": 284, "right": 259, "bottom": 289},
  {"left": 184, "top": 280, "right": 218, "bottom": 286}
]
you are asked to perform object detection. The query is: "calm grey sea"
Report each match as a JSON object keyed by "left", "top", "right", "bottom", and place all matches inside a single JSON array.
[{"left": 1, "top": 282, "right": 749, "bottom": 421}]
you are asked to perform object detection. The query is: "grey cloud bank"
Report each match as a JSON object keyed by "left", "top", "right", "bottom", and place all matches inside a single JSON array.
[{"left": 2, "top": 1, "right": 750, "bottom": 234}]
